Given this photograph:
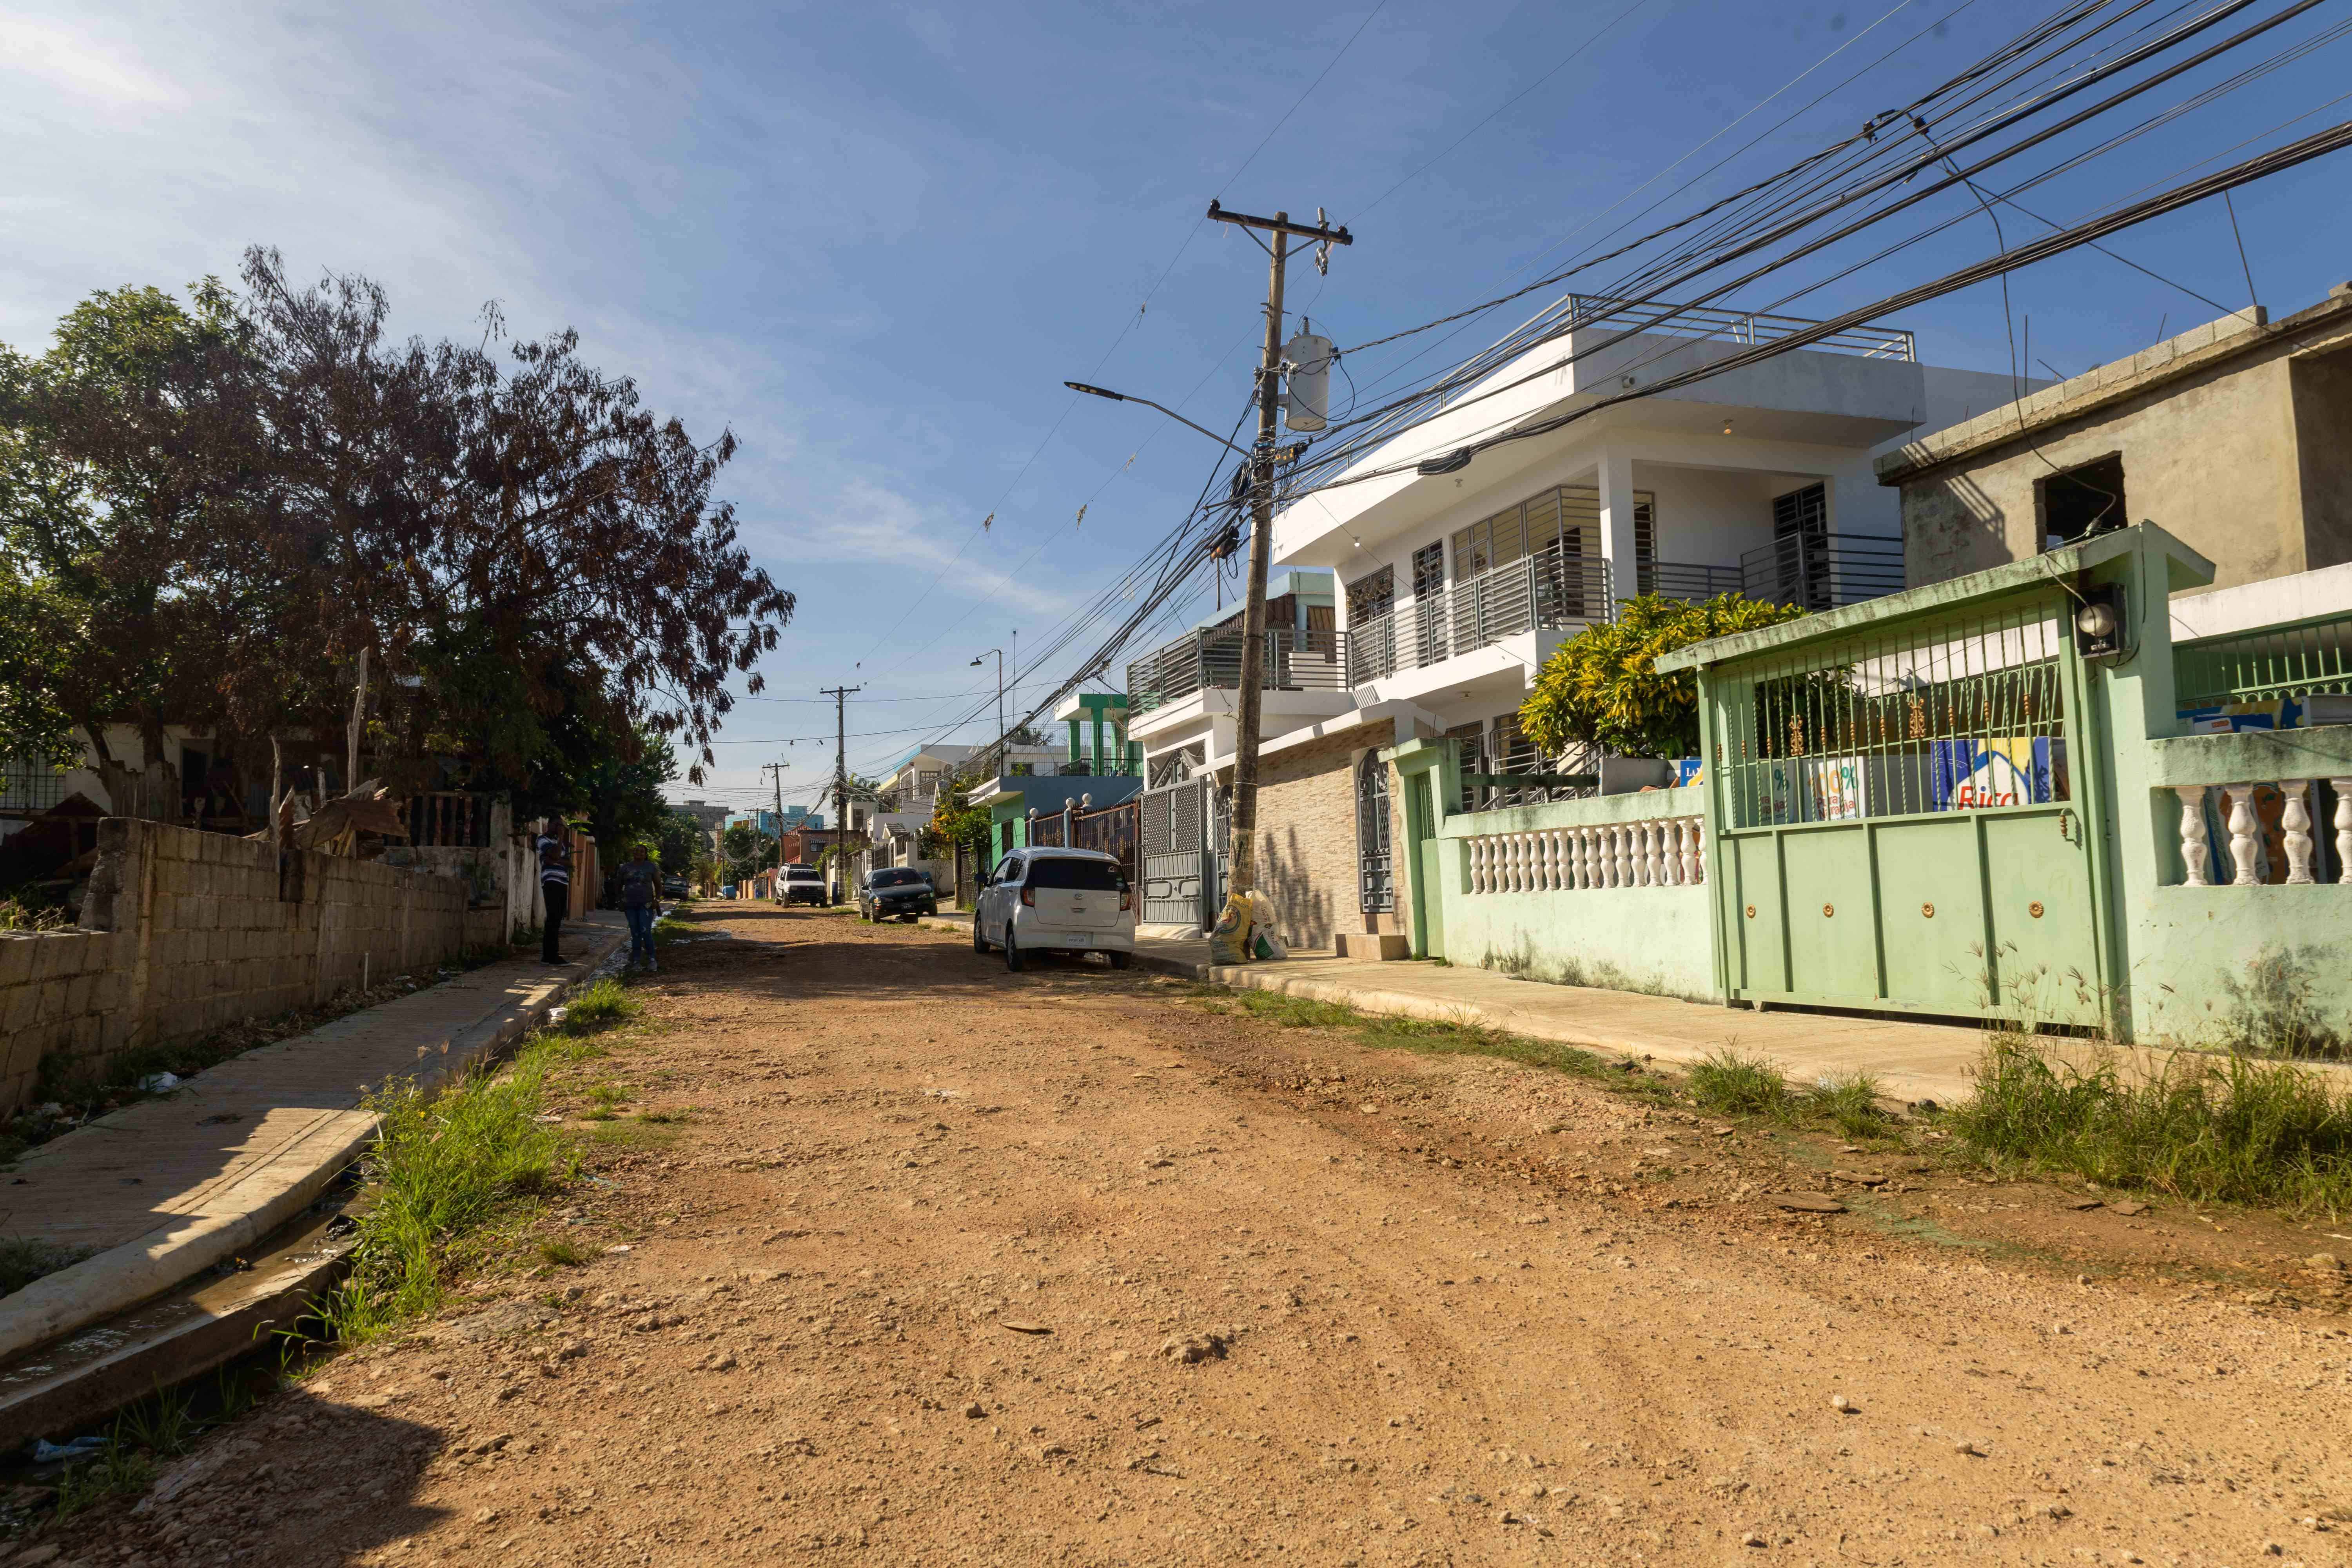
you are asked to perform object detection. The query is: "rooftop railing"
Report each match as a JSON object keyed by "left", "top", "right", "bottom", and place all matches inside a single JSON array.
[{"left": 1563, "top": 294, "right": 1916, "bottom": 362}]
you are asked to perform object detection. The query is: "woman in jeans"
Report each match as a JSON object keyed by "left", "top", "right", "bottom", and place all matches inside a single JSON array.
[{"left": 618, "top": 844, "right": 664, "bottom": 971}]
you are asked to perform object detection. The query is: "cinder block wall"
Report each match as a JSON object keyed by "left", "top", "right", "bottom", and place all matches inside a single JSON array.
[
  {"left": 0, "top": 818, "right": 474, "bottom": 1112},
  {"left": 1250, "top": 725, "right": 1405, "bottom": 951}
]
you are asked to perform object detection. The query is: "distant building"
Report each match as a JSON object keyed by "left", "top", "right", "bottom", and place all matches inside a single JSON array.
[{"left": 672, "top": 799, "right": 731, "bottom": 833}]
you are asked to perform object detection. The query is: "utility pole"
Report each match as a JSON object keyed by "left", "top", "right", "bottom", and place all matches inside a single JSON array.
[
  {"left": 1203, "top": 198, "right": 1352, "bottom": 912},
  {"left": 760, "top": 760, "right": 788, "bottom": 898},
  {"left": 820, "top": 684, "right": 860, "bottom": 904}
]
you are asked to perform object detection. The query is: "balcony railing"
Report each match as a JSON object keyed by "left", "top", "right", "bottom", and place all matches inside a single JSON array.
[
  {"left": 1562, "top": 294, "right": 1916, "bottom": 362},
  {"left": 1128, "top": 626, "right": 1353, "bottom": 713},
  {"left": 1641, "top": 559, "right": 1746, "bottom": 603},
  {"left": 1737, "top": 532, "right": 1904, "bottom": 610}
]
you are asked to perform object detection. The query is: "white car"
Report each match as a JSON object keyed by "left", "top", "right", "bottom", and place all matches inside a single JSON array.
[{"left": 972, "top": 847, "right": 1136, "bottom": 971}]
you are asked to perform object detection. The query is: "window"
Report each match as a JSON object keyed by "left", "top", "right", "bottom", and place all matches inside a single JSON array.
[
  {"left": 1345, "top": 565, "right": 1394, "bottom": 624},
  {"left": 2038, "top": 454, "right": 2126, "bottom": 544},
  {"left": 1410, "top": 542, "right": 1445, "bottom": 598},
  {"left": 869, "top": 868, "right": 928, "bottom": 887},
  {"left": 1009, "top": 761, "right": 1035, "bottom": 776},
  {"left": 997, "top": 857, "right": 1023, "bottom": 883},
  {"left": 1024, "top": 857, "right": 1125, "bottom": 891},
  {"left": 1356, "top": 751, "right": 1393, "bottom": 913},
  {"left": 1454, "top": 485, "right": 1651, "bottom": 583}
]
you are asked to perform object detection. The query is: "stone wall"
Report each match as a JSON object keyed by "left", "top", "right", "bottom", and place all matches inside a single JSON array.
[
  {"left": 0, "top": 818, "right": 476, "bottom": 1112},
  {"left": 1250, "top": 725, "right": 1405, "bottom": 951}
]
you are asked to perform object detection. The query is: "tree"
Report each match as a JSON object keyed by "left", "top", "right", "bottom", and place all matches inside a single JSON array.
[
  {"left": 656, "top": 808, "right": 706, "bottom": 875},
  {"left": 0, "top": 282, "right": 266, "bottom": 813},
  {"left": 719, "top": 822, "right": 777, "bottom": 886},
  {"left": 1519, "top": 593, "right": 1809, "bottom": 761},
  {"left": 925, "top": 778, "right": 991, "bottom": 860},
  {"left": 0, "top": 249, "right": 799, "bottom": 824}
]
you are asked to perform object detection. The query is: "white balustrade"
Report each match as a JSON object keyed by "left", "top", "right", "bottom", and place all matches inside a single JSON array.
[
  {"left": 1460, "top": 817, "right": 1707, "bottom": 895},
  {"left": 2174, "top": 778, "right": 2352, "bottom": 886},
  {"left": 2282, "top": 779, "right": 2315, "bottom": 884}
]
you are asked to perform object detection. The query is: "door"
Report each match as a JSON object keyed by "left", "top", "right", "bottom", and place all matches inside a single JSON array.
[
  {"left": 1141, "top": 780, "right": 1207, "bottom": 928},
  {"left": 1406, "top": 773, "right": 1445, "bottom": 959}
]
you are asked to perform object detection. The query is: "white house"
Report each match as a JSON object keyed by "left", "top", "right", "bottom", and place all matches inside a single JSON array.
[{"left": 1123, "top": 294, "right": 2025, "bottom": 949}]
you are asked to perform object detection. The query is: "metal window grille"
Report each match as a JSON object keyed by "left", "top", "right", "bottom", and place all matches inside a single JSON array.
[
  {"left": 0, "top": 758, "right": 69, "bottom": 816},
  {"left": 1713, "top": 594, "right": 2072, "bottom": 830},
  {"left": 1356, "top": 752, "right": 1394, "bottom": 913},
  {"left": 2175, "top": 611, "right": 2352, "bottom": 712}
]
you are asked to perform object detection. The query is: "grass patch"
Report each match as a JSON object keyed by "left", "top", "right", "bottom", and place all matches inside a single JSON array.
[
  {"left": 651, "top": 916, "right": 695, "bottom": 940},
  {"left": 1950, "top": 1040, "right": 2352, "bottom": 1214},
  {"left": 1214, "top": 987, "right": 1676, "bottom": 1093},
  {"left": 537, "top": 1238, "right": 592, "bottom": 1268},
  {"left": 1688, "top": 1049, "right": 1791, "bottom": 1118},
  {"left": 310, "top": 1044, "right": 570, "bottom": 1343},
  {"left": 559, "top": 980, "right": 641, "bottom": 1035},
  {"left": 47, "top": 1367, "right": 270, "bottom": 1519},
  {"left": 1807, "top": 1070, "right": 1893, "bottom": 1141},
  {"left": 634, "top": 1107, "right": 691, "bottom": 1125},
  {"left": 0, "top": 1236, "right": 95, "bottom": 1297}
]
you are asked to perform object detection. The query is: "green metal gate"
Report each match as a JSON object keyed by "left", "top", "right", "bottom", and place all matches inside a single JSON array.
[{"left": 1699, "top": 586, "right": 2111, "bottom": 1027}]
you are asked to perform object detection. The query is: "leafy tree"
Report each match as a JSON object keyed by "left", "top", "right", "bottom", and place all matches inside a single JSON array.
[
  {"left": 1520, "top": 593, "right": 1809, "bottom": 761},
  {"left": 0, "top": 249, "right": 798, "bottom": 824},
  {"left": 925, "top": 778, "right": 991, "bottom": 858},
  {"left": 0, "top": 281, "right": 264, "bottom": 811},
  {"left": 719, "top": 822, "right": 777, "bottom": 886},
  {"left": 656, "top": 808, "right": 707, "bottom": 875}
]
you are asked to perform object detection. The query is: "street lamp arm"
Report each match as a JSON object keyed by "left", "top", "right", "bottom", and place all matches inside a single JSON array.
[{"left": 1065, "top": 381, "right": 1251, "bottom": 456}]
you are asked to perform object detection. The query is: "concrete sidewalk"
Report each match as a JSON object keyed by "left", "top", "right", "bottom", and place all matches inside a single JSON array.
[
  {"left": 922, "top": 909, "right": 1989, "bottom": 1104},
  {"left": 0, "top": 913, "right": 627, "bottom": 1367}
]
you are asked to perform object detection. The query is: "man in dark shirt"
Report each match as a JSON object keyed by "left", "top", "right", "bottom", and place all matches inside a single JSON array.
[
  {"left": 618, "top": 844, "right": 663, "bottom": 971},
  {"left": 537, "top": 828, "right": 572, "bottom": 964}
]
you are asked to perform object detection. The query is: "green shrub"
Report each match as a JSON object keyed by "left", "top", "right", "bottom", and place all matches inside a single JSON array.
[
  {"left": 1951, "top": 1040, "right": 2352, "bottom": 1214},
  {"left": 0, "top": 1236, "right": 94, "bottom": 1296},
  {"left": 1688, "top": 1049, "right": 1791, "bottom": 1118}
]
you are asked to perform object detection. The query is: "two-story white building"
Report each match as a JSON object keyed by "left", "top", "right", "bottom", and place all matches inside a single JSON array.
[{"left": 1124, "top": 296, "right": 2025, "bottom": 949}]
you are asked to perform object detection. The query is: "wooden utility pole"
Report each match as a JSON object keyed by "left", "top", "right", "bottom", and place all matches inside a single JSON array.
[
  {"left": 1202, "top": 199, "right": 1351, "bottom": 909},
  {"left": 820, "top": 684, "right": 860, "bottom": 903},
  {"left": 760, "top": 759, "right": 788, "bottom": 896}
]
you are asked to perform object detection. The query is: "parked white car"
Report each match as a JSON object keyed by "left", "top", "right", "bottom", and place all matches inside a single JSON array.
[{"left": 972, "top": 847, "right": 1135, "bottom": 971}]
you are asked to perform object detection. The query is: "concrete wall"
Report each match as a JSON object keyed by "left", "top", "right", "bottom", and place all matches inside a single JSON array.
[
  {"left": 0, "top": 819, "right": 475, "bottom": 1111},
  {"left": 1432, "top": 786, "right": 1718, "bottom": 1001}
]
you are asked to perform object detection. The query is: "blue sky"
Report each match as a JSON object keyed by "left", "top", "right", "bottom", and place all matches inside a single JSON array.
[{"left": 5, "top": 0, "right": 2347, "bottom": 818}]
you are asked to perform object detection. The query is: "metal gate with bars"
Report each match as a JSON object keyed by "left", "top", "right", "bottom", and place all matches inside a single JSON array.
[
  {"left": 1139, "top": 777, "right": 1227, "bottom": 931},
  {"left": 1697, "top": 585, "right": 2111, "bottom": 1026}
]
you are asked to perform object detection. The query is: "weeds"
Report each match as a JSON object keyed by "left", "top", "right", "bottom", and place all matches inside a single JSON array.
[
  {"left": 560, "top": 980, "right": 641, "bottom": 1035},
  {"left": 46, "top": 1367, "right": 270, "bottom": 1519},
  {"left": 537, "top": 1239, "right": 591, "bottom": 1268},
  {"left": 1951, "top": 1039, "right": 2352, "bottom": 1214},
  {"left": 310, "top": 1044, "right": 569, "bottom": 1342},
  {"left": 0, "top": 896, "right": 71, "bottom": 932},
  {"left": 1688, "top": 1050, "right": 1791, "bottom": 1118},
  {"left": 1808, "top": 1071, "right": 1894, "bottom": 1141},
  {"left": 1217, "top": 988, "right": 1651, "bottom": 1092},
  {"left": 0, "top": 1236, "right": 95, "bottom": 1297}
]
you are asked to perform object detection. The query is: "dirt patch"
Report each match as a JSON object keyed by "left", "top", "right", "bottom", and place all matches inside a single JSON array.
[{"left": 25, "top": 908, "right": 2352, "bottom": 1566}]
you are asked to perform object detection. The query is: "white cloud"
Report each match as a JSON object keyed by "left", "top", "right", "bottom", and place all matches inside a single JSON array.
[{"left": 0, "top": 16, "right": 189, "bottom": 108}]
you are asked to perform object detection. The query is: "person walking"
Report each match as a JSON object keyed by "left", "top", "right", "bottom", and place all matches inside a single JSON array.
[
  {"left": 619, "top": 843, "right": 663, "bottom": 971},
  {"left": 537, "top": 825, "right": 573, "bottom": 965}
]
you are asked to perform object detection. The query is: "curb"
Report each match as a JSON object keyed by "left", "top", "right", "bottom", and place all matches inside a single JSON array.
[{"left": 0, "top": 924, "right": 628, "bottom": 1381}]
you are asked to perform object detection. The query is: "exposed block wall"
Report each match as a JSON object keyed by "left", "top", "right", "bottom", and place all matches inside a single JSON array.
[
  {"left": 1250, "top": 726, "right": 1405, "bottom": 951},
  {"left": 0, "top": 818, "right": 479, "bottom": 1112}
]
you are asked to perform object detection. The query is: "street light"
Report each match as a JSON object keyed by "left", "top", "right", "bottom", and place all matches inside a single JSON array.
[
  {"left": 1065, "top": 381, "right": 1252, "bottom": 456},
  {"left": 971, "top": 648, "right": 1005, "bottom": 773}
]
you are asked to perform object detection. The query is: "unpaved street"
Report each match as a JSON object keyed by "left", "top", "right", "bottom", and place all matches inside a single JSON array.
[{"left": 54, "top": 907, "right": 2352, "bottom": 1566}]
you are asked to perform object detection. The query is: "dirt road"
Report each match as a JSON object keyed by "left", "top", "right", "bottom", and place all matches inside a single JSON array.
[{"left": 49, "top": 907, "right": 2352, "bottom": 1566}]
